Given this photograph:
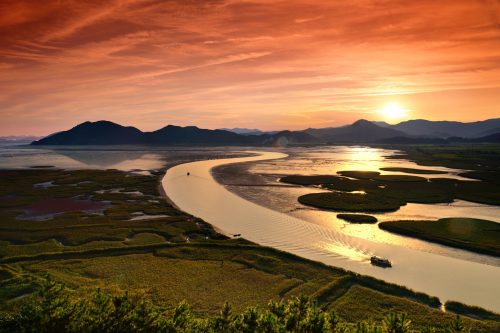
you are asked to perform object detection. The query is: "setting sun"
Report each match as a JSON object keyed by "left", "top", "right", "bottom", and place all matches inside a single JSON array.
[{"left": 380, "top": 102, "right": 409, "bottom": 122}]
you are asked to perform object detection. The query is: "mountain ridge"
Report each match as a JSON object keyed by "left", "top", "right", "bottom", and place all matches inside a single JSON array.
[
  {"left": 32, "top": 121, "right": 317, "bottom": 146},
  {"left": 31, "top": 118, "right": 500, "bottom": 146},
  {"left": 384, "top": 118, "right": 500, "bottom": 138}
]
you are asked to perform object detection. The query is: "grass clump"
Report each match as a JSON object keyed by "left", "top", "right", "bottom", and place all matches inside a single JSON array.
[
  {"left": 458, "top": 171, "right": 500, "bottom": 183},
  {"left": 373, "top": 174, "right": 427, "bottom": 182},
  {"left": 380, "top": 167, "right": 448, "bottom": 175},
  {"left": 280, "top": 175, "right": 343, "bottom": 185},
  {"left": 445, "top": 301, "right": 500, "bottom": 322},
  {"left": 337, "top": 171, "right": 380, "bottom": 179},
  {"left": 337, "top": 214, "right": 378, "bottom": 224},
  {"left": 379, "top": 218, "right": 500, "bottom": 257},
  {"left": 288, "top": 163, "right": 499, "bottom": 213},
  {"left": 299, "top": 192, "right": 404, "bottom": 212}
]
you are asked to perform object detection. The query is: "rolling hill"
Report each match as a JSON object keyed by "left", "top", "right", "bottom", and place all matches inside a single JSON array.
[
  {"left": 31, "top": 119, "right": 500, "bottom": 146},
  {"left": 303, "top": 119, "right": 408, "bottom": 143},
  {"left": 385, "top": 118, "right": 500, "bottom": 138},
  {"left": 31, "top": 121, "right": 318, "bottom": 146}
]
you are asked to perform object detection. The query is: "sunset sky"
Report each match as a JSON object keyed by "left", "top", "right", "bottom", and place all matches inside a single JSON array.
[{"left": 1, "top": 0, "right": 499, "bottom": 135}]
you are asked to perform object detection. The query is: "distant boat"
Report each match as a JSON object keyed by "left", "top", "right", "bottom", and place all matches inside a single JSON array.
[
  {"left": 233, "top": 233, "right": 241, "bottom": 237},
  {"left": 370, "top": 256, "right": 392, "bottom": 268},
  {"left": 187, "top": 172, "right": 190, "bottom": 176}
]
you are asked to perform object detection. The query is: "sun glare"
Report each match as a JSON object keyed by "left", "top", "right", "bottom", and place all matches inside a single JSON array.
[{"left": 380, "top": 102, "right": 409, "bottom": 122}]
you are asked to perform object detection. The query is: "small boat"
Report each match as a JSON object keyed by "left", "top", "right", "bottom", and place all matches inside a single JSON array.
[
  {"left": 233, "top": 233, "right": 241, "bottom": 237},
  {"left": 187, "top": 172, "right": 190, "bottom": 176},
  {"left": 370, "top": 256, "right": 392, "bottom": 268}
]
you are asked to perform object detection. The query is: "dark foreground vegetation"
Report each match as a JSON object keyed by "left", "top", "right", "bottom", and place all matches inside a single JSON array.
[
  {"left": 379, "top": 218, "right": 500, "bottom": 257},
  {"left": 0, "top": 280, "right": 488, "bottom": 333},
  {"left": 1, "top": 165, "right": 499, "bottom": 332}
]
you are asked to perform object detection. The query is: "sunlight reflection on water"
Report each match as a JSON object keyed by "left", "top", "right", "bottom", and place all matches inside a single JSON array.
[
  {"left": 163, "top": 150, "right": 500, "bottom": 312},
  {"left": 224, "top": 146, "right": 499, "bottom": 265}
]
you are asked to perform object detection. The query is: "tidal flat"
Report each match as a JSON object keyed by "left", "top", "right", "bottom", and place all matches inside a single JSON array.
[
  {"left": 4, "top": 168, "right": 499, "bottom": 331},
  {"left": 1, "top": 145, "right": 500, "bottom": 331},
  {"left": 166, "top": 150, "right": 500, "bottom": 313}
]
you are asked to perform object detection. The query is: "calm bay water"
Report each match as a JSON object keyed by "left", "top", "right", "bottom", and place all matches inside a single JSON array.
[{"left": 0, "top": 144, "right": 242, "bottom": 171}]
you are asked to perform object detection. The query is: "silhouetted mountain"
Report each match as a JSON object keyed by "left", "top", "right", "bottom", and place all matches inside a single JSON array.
[
  {"left": 478, "top": 127, "right": 500, "bottom": 137},
  {"left": 32, "top": 121, "right": 145, "bottom": 145},
  {"left": 386, "top": 118, "right": 500, "bottom": 138},
  {"left": 0, "top": 135, "right": 41, "bottom": 145},
  {"left": 31, "top": 121, "right": 317, "bottom": 146},
  {"left": 0, "top": 135, "right": 41, "bottom": 141},
  {"left": 447, "top": 132, "right": 500, "bottom": 143},
  {"left": 146, "top": 125, "right": 247, "bottom": 145},
  {"left": 377, "top": 137, "right": 448, "bottom": 144},
  {"left": 372, "top": 121, "right": 392, "bottom": 128},
  {"left": 378, "top": 132, "right": 500, "bottom": 144},
  {"left": 304, "top": 119, "right": 407, "bottom": 143},
  {"left": 31, "top": 119, "right": 500, "bottom": 146},
  {"left": 219, "top": 128, "right": 278, "bottom": 136},
  {"left": 253, "top": 131, "right": 318, "bottom": 146}
]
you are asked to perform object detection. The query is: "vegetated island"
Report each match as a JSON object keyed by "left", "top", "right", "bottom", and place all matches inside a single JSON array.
[
  {"left": 299, "top": 191, "right": 404, "bottom": 212},
  {"left": 379, "top": 167, "right": 448, "bottom": 175},
  {"left": 379, "top": 218, "right": 500, "bottom": 257},
  {"left": 281, "top": 166, "right": 499, "bottom": 213},
  {"left": 0, "top": 167, "right": 499, "bottom": 331},
  {"left": 337, "top": 214, "right": 378, "bottom": 224}
]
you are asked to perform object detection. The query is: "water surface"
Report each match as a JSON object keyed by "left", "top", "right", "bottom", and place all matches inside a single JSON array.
[
  {"left": 215, "top": 146, "right": 500, "bottom": 265},
  {"left": 163, "top": 151, "right": 500, "bottom": 312}
]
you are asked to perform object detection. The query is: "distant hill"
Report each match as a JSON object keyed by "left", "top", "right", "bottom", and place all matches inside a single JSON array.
[
  {"left": 447, "top": 132, "right": 500, "bottom": 143},
  {"left": 0, "top": 135, "right": 41, "bottom": 141},
  {"left": 146, "top": 125, "right": 246, "bottom": 145},
  {"left": 32, "top": 121, "right": 145, "bottom": 145},
  {"left": 218, "top": 128, "right": 279, "bottom": 136},
  {"left": 376, "top": 137, "right": 448, "bottom": 144},
  {"left": 478, "top": 127, "right": 500, "bottom": 137},
  {"left": 384, "top": 118, "right": 500, "bottom": 138},
  {"left": 304, "top": 119, "right": 407, "bottom": 143},
  {"left": 31, "top": 121, "right": 318, "bottom": 146},
  {"left": 31, "top": 119, "right": 500, "bottom": 146},
  {"left": 0, "top": 135, "right": 41, "bottom": 145},
  {"left": 252, "top": 130, "right": 318, "bottom": 146},
  {"left": 32, "top": 121, "right": 250, "bottom": 146},
  {"left": 378, "top": 132, "right": 500, "bottom": 145}
]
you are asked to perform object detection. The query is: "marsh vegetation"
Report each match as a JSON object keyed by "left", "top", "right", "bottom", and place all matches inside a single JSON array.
[
  {"left": 1, "top": 280, "right": 493, "bottom": 333},
  {"left": 280, "top": 145, "right": 500, "bottom": 258},
  {"left": 1, "top": 167, "right": 499, "bottom": 331},
  {"left": 379, "top": 218, "right": 500, "bottom": 257}
]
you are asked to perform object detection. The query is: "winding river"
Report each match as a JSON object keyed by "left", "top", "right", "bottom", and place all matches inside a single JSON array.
[{"left": 162, "top": 151, "right": 500, "bottom": 312}]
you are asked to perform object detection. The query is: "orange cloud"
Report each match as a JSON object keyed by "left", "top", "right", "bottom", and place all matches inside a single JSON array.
[{"left": 0, "top": 0, "right": 499, "bottom": 135}]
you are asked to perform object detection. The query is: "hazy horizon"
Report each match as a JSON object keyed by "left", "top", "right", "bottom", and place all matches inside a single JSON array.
[{"left": 1, "top": 1, "right": 499, "bottom": 136}]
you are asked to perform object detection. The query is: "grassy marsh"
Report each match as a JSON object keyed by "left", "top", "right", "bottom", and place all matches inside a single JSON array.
[
  {"left": 379, "top": 218, "right": 500, "bottom": 257},
  {"left": 0, "top": 166, "right": 499, "bottom": 331}
]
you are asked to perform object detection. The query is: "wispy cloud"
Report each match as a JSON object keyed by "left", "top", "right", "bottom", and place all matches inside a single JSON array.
[{"left": 0, "top": 0, "right": 499, "bottom": 135}]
